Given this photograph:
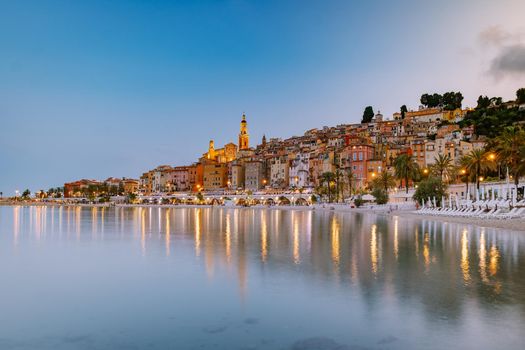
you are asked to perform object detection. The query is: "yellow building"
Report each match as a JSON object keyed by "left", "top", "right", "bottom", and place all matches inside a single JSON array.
[
  {"left": 239, "top": 113, "right": 249, "bottom": 150},
  {"left": 203, "top": 163, "right": 228, "bottom": 190}
]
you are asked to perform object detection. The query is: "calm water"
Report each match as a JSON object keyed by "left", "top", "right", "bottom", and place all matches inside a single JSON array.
[{"left": 1, "top": 206, "right": 525, "bottom": 350}]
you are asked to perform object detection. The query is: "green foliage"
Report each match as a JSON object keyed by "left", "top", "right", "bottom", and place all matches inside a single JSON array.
[
  {"left": 413, "top": 177, "right": 447, "bottom": 206},
  {"left": 127, "top": 193, "right": 137, "bottom": 203},
  {"left": 371, "top": 188, "right": 388, "bottom": 205},
  {"left": 361, "top": 106, "right": 374, "bottom": 123},
  {"left": 394, "top": 154, "right": 420, "bottom": 193},
  {"left": 492, "top": 126, "right": 525, "bottom": 187},
  {"left": 516, "top": 88, "right": 525, "bottom": 104},
  {"left": 22, "top": 189, "right": 31, "bottom": 198},
  {"left": 319, "top": 172, "right": 336, "bottom": 202},
  {"left": 460, "top": 95, "right": 525, "bottom": 138},
  {"left": 400, "top": 105, "right": 407, "bottom": 119},
  {"left": 353, "top": 195, "right": 364, "bottom": 208},
  {"left": 459, "top": 148, "right": 496, "bottom": 189},
  {"left": 310, "top": 195, "right": 318, "bottom": 203},
  {"left": 431, "top": 154, "right": 453, "bottom": 182},
  {"left": 196, "top": 192, "right": 204, "bottom": 202},
  {"left": 370, "top": 171, "right": 396, "bottom": 192},
  {"left": 420, "top": 92, "right": 463, "bottom": 110}
]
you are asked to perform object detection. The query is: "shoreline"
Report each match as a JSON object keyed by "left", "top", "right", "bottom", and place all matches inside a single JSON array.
[
  {"left": 2, "top": 201, "right": 525, "bottom": 232},
  {"left": 391, "top": 210, "right": 525, "bottom": 233}
]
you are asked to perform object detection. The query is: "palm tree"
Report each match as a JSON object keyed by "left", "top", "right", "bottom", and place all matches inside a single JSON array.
[
  {"left": 334, "top": 169, "right": 344, "bottom": 202},
  {"left": 431, "top": 154, "right": 453, "bottom": 182},
  {"left": 370, "top": 171, "right": 396, "bottom": 192},
  {"left": 320, "top": 172, "right": 335, "bottom": 203},
  {"left": 345, "top": 168, "right": 356, "bottom": 198},
  {"left": 460, "top": 148, "right": 496, "bottom": 190},
  {"left": 394, "top": 154, "right": 420, "bottom": 193},
  {"left": 493, "top": 126, "right": 525, "bottom": 188}
]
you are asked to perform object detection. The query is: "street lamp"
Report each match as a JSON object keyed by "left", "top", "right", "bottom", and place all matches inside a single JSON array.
[{"left": 461, "top": 169, "right": 468, "bottom": 198}]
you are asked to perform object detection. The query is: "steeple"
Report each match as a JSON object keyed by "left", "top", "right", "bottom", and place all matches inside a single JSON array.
[
  {"left": 238, "top": 113, "right": 249, "bottom": 150},
  {"left": 262, "top": 134, "right": 267, "bottom": 147},
  {"left": 208, "top": 140, "right": 215, "bottom": 159}
]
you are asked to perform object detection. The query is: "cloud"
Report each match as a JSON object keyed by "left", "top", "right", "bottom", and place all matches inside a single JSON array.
[
  {"left": 490, "top": 44, "right": 525, "bottom": 77},
  {"left": 479, "top": 25, "right": 511, "bottom": 47}
]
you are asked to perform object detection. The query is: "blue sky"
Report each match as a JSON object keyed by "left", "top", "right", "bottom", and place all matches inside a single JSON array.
[{"left": 1, "top": 0, "right": 525, "bottom": 194}]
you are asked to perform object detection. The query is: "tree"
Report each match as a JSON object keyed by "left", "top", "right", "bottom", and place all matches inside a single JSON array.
[
  {"left": 370, "top": 171, "right": 396, "bottom": 192},
  {"left": 460, "top": 149, "right": 496, "bottom": 190},
  {"left": 371, "top": 187, "right": 388, "bottom": 205},
  {"left": 442, "top": 91, "right": 463, "bottom": 110},
  {"left": 334, "top": 168, "right": 343, "bottom": 202},
  {"left": 493, "top": 126, "right": 525, "bottom": 188},
  {"left": 400, "top": 105, "right": 408, "bottom": 119},
  {"left": 22, "top": 189, "right": 31, "bottom": 199},
  {"left": 320, "top": 172, "right": 336, "bottom": 202},
  {"left": 517, "top": 88, "right": 525, "bottom": 104},
  {"left": 413, "top": 177, "right": 447, "bottom": 207},
  {"left": 354, "top": 195, "right": 364, "bottom": 208},
  {"left": 361, "top": 106, "right": 374, "bottom": 124},
  {"left": 421, "top": 93, "right": 442, "bottom": 108},
  {"left": 196, "top": 192, "right": 204, "bottom": 203},
  {"left": 394, "top": 154, "right": 420, "bottom": 193},
  {"left": 345, "top": 168, "right": 356, "bottom": 197},
  {"left": 127, "top": 193, "right": 137, "bottom": 204},
  {"left": 431, "top": 154, "right": 453, "bottom": 182}
]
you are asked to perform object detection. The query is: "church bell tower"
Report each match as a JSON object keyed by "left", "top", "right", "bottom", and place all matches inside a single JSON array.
[{"left": 238, "top": 113, "right": 249, "bottom": 150}]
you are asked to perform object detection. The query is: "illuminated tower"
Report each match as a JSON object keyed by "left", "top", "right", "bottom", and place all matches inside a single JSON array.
[
  {"left": 208, "top": 140, "right": 215, "bottom": 159},
  {"left": 238, "top": 113, "right": 249, "bottom": 150}
]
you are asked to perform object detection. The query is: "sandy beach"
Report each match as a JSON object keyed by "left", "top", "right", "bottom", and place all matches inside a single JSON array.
[{"left": 392, "top": 210, "right": 525, "bottom": 232}]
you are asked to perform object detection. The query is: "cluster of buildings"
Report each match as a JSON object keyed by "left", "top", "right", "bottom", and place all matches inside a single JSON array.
[
  {"left": 64, "top": 177, "right": 139, "bottom": 198},
  {"left": 64, "top": 106, "right": 484, "bottom": 198},
  {"left": 135, "top": 107, "right": 483, "bottom": 196}
]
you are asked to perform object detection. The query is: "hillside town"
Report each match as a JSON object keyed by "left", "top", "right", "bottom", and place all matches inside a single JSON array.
[{"left": 10, "top": 88, "right": 522, "bottom": 206}]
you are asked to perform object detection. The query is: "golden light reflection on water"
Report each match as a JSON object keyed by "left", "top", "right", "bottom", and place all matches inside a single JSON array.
[
  {"left": 423, "top": 232, "right": 430, "bottom": 272},
  {"left": 292, "top": 212, "right": 300, "bottom": 265},
  {"left": 225, "top": 212, "right": 232, "bottom": 263},
  {"left": 260, "top": 211, "right": 268, "bottom": 262},
  {"left": 194, "top": 208, "right": 201, "bottom": 257},
  {"left": 489, "top": 245, "right": 500, "bottom": 277},
  {"left": 461, "top": 229, "right": 470, "bottom": 284},
  {"left": 4, "top": 206, "right": 522, "bottom": 304},
  {"left": 393, "top": 216, "right": 398, "bottom": 260},
  {"left": 479, "top": 232, "right": 488, "bottom": 283},
  {"left": 331, "top": 215, "right": 340, "bottom": 267},
  {"left": 371, "top": 224, "right": 378, "bottom": 275}
]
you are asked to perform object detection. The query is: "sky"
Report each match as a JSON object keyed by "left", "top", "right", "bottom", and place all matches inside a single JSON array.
[{"left": 1, "top": 0, "right": 525, "bottom": 194}]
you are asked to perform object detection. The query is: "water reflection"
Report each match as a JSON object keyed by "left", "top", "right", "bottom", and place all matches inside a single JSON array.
[{"left": 3, "top": 206, "right": 525, "bottom": 342}]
